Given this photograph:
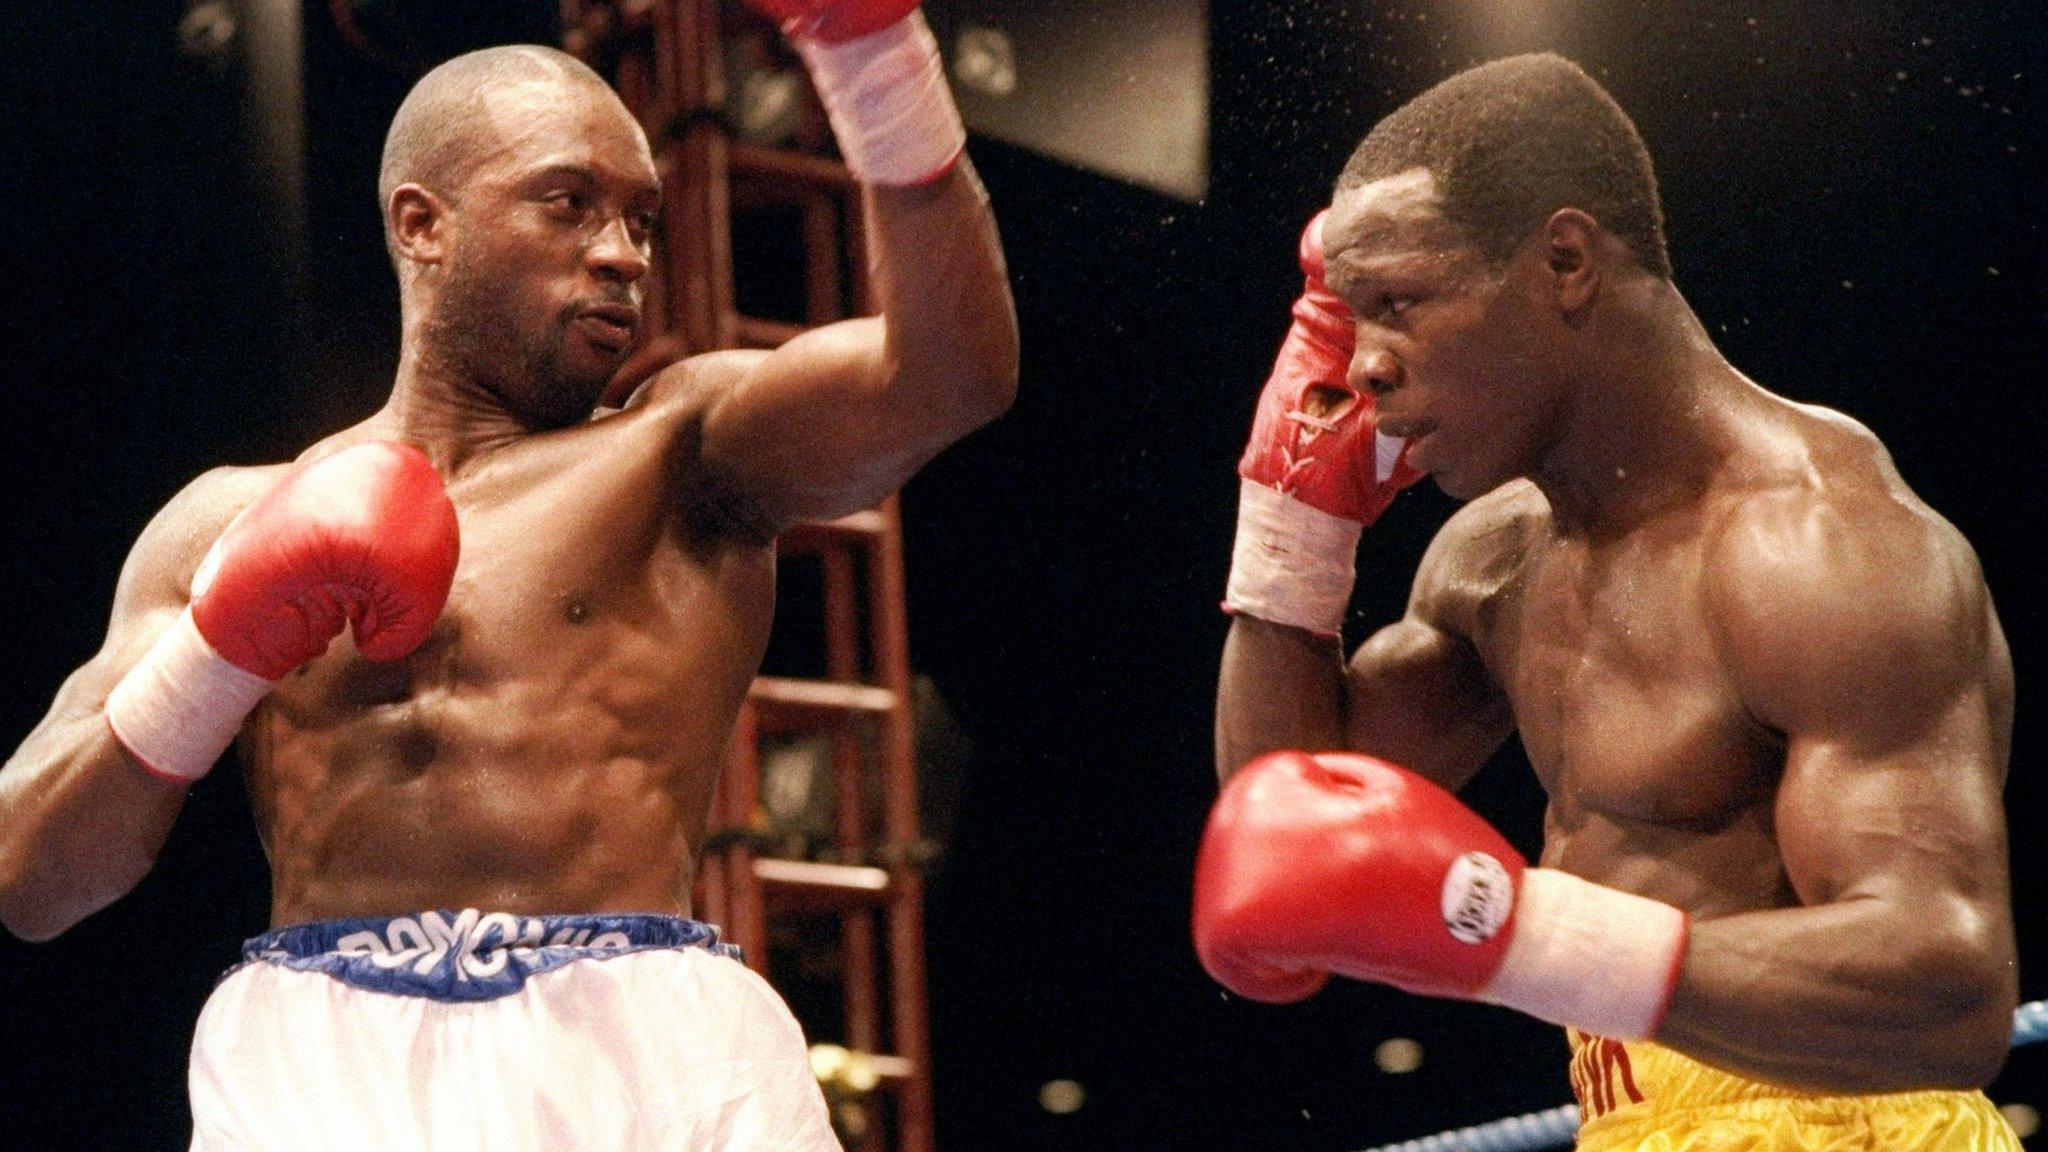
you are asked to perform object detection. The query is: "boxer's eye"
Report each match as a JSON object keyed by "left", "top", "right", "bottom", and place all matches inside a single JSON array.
[
  {"left": 1377, "top": 296, "right": 1417, "bottom": 321},
  {"left": 544, "top": 191, "right": 590, "bottom": 220}
]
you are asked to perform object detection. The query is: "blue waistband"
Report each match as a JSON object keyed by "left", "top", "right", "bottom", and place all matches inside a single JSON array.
[{"left": 237, "top": 909, "right": 740, "bottom": 1002}]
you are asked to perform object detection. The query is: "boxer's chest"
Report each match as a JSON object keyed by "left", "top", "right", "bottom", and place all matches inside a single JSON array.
[
  {"left": 287, "top": 430, "right": 774, "bottom": 713},
  {"left": 1478, "top": 524, "right": 1780, "bottom": 828}
]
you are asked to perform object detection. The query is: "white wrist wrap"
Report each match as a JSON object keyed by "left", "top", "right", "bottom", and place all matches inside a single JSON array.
[
  {"left": 795, "top": 12, "right": 966, "bottom": 186},
  {"left": 1480, "top": 868, "right": 1689, "bottom": 1041},
  {"left": 105, "top": 608, "right": 274, "bottom": 782},
  {"left": 1223, "top": 478, "right": 1363, "bottom": 638}
]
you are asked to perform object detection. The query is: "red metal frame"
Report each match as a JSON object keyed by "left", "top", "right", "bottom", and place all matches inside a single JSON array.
[{"left": 566, "top": 6, "right": 937, "bottom": 1148}]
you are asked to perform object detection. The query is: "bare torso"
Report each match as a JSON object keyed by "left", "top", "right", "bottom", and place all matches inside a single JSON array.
[
  {"left": 1435, "top": 392, "right": 2006, "bottom": 919},
  {"left": 233, "top": 355, "right": 772, "bottom": 926},
  {"left": 0, "top": 154, "right": 1015, "bottom": 948}
]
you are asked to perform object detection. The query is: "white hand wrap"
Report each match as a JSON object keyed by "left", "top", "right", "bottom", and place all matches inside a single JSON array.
[
  {"left": 1479, "top": 868, "right": 1689, "bottom": 1041},
  {"left": 794, "top": 11, "right": 966, "bottom": 186},
  {"left": 1223, "top": 479, "right": 1363, "bottom": 638},
  {"left": 105, "top": 608, "right": 274, "bottom": 782}
]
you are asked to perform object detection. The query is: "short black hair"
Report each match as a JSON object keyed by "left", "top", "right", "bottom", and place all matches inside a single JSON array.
[{"left": 1337, "top": 54, "right": 1671, "bottom": 280}]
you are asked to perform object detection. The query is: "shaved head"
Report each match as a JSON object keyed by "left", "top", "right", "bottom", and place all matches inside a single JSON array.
[
  {"left": 374, "top": 43, "right": 659, "bottom": 427},
  {"left": 378, "top": 45, "right": 616, "bottom": 262}
]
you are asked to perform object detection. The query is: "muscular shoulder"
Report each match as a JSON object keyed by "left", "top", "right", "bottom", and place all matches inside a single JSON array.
[
  {"left": 106, "top": 463, "right": 289, "bottom": 626},
  {"left": 125, "top": 465, "right": 285, "bottom": 582},
  {"left": 622, "top": 349, "right": 770, "bottom": 423},
  {"left": 1704, "top": 407, "right": 2000, "bottom": 741},
  {"left": 1409, "top": 479, "right": 1549, "bottom": 635}
]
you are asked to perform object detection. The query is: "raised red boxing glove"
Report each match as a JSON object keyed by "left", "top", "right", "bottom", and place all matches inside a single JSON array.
[
  {"left": 1193, "top": 751, "right": 1689, "bottom": 1041},
  {"left": 1224, "top": 213, "right": 1421, "bottom": 637},
  {"left": 740, "top": 0, "right": 919, "bottom": 42},
  {"left": 1237, "top": 211, "right": 1398, "bottom": 521},
  {"left": 106, "top": 441, "right": 460, "bottom": 781}
]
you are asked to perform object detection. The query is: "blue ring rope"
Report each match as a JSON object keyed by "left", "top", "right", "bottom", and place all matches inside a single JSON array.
[{"left": 1358, "top": 999, "right": 2047, "bottom": 1152}]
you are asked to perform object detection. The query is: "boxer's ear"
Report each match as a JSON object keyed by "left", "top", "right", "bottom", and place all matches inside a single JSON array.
[
  {"left": 1539, "top": 208, "right": 1601, "bottom": 320},
  {"left": 389, "top": 183, "right": 451, "bottom": 268}
]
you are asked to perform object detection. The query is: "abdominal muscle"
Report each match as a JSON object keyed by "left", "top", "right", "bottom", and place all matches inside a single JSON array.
[{"left": 239, "top": 595, "right": 763, "bottom": 928}]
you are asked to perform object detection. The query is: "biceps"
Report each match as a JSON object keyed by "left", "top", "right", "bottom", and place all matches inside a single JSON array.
[
  {"left": 702, "top": 322, "right": 942, "bottom": 520},
  {"left": 1342, "top": 618, "right": 1509, "bottom": 790},
  {"left": 1774, "top": 727, "right": 2010, "bottom": 911}
]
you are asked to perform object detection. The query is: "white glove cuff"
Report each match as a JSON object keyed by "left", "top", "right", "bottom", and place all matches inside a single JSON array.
[
  {"left": 1480, "top": 867, "right": 1689, "bottom": 1041},
  {"left": 1223, "top": 478, "right": 1363, "bottom": 638},
  {"left": 105, "top": 607, "right": 274, "bottom": 782},
  {"left": 795, "top": 11, "right": 966, "bottom": 186}
]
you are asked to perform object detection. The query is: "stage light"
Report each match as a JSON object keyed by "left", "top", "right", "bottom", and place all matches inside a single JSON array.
[
  {"left": 1039, "top": 1078, "right": 1087, "bottom": 1114},
  {"left": 1374, "top": 1037, "right": 1424, "bottom": 1074},
  {"left": 926, "top": 0, "right": 1209, "bottom": 201}
]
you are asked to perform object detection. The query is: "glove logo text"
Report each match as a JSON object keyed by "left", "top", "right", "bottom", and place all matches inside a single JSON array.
[{"left": 1440, "top": 851, "right": 1513, "bottom": 945}]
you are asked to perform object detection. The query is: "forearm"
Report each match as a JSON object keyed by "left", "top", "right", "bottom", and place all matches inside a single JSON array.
[
  {"left": 1658, "top": 899, "right": 2016, "bottom": 1091},
  {"left": 866, "top": 163, "right": 1020, "bottom": 420},
  {"left": 1216, "top": 616, "right": 1346, "bottom": 780},
  {"left": 0, "top": 718, "right": 188, "bottom": 941}
]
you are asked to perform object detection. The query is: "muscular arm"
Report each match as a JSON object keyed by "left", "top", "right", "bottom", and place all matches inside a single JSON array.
[
  {"left": 1216, "top": 488, "right": 1520, "bottom": 786},
  {"left": 1657, "top": 493, "right": 2017, "bottom": 1090},
  {"left": 0, "top": 469, "right": 265, "bottom": 940},
  {"left": 687, "top": 162, "right": 1018, "bottom": 535}
]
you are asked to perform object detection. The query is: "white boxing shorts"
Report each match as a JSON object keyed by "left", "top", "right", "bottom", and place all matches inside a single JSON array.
[{"left": 187, "top": 909, "right": 838, "bottom": 1152}]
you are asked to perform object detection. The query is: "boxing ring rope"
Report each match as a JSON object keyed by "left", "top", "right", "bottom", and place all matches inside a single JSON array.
[{"left": 1357, "top": 1000, "right": 2048, "bottom": 1152}]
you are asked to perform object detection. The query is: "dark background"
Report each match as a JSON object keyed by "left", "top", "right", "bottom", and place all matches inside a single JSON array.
[{"left": 3, "top": 2, "right": 2044, "bottom": 1150}]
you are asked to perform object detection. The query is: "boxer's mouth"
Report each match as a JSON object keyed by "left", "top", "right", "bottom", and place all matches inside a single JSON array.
[
  {"left": 574, "top": 304, "right": 639, "bottom": 349},
  {"left": 1377, "top": 417, "right": 1435, "bottom": 441}
]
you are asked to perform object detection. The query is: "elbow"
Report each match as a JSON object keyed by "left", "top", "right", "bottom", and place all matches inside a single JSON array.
[
  {"left": 975, "top": 367, "right": 1018, "bottom": 434},
  {"left": 2, "top": 906, "right": 69, "bottom": 944},
  {"left": 970, "top": 323, "right": 1020, "bottom": 428},
  {"left": 1919, "top": 994, "right": 2014, "bottom": 1090},
  {"left": 1930, "top": 968, "right": 2018, "bottom": 1089},
  {"left": 0, "top": 843, "right": 148, "bottom": 945},
  {"left": 990, "top": 352, "right": 1020, "bottom": 417},
  {"left": 963, "top": 293, "right": 1020, "bottom": 427},
  {"left": 1900, "top": 915, "right": 2019, "bottom": 1088},
  {"left": 941, "top": 359, "right": 1016, "bottom": 442},
  {"left": 0, "top": 857, "right": 64, "bottom": 944},
  {"left": 887, "top": 297, "right": 1018, "bottom": 433}
]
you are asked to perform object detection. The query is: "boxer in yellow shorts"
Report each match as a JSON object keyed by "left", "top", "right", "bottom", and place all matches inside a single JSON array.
[
  {"left": 1568, "top": 1031, "right": 2020, "bottom": 1151},
  {"left": 1199, "top": 50, "right": 2020, "bottom": 1119}
]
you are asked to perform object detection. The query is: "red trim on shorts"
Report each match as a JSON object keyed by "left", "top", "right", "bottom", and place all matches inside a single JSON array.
[{"left": 1613, "top": 1041, "right": 1644, "bottom": 1106}]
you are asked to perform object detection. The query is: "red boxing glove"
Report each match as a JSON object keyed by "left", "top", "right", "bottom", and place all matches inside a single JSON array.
[
  {"left": 192, "top": 441, "right": 458, "bottom": 677},
  {"left": 741, "top": 0, "right": 919, "bottom": 42},
  {"left": 1238, "top": 212, "right": 1405, "bottom": 521},
  {"left": 1224, "top": 213, "right": 1421, "bottom": 637},
  {"left": 1193, "top": 751, "right": 1689, "bottom": 1041},
  {"left": 107, "top": 442, "right": 460, "bottom": 781}
]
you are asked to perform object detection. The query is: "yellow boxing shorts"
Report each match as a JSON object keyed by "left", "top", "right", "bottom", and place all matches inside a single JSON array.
[{"left": 1567, "top": 1029, "right": 2020, "bottom": 1151}]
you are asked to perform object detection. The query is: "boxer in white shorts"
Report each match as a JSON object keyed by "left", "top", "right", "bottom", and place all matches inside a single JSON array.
[
  {"left": 192, "top": 911, "right": 826, "bottom": 1149},
  {"left": 0, "top": 2, "right": 1018, "bottom": 1146}
]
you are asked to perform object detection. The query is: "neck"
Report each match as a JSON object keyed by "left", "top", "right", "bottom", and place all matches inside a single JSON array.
[
  {"left": 365, "top": 334, "right": 532, "bottom": 473},
  {"left": 1529, "top": 282, "right": 1751, "bottom": 536}
]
